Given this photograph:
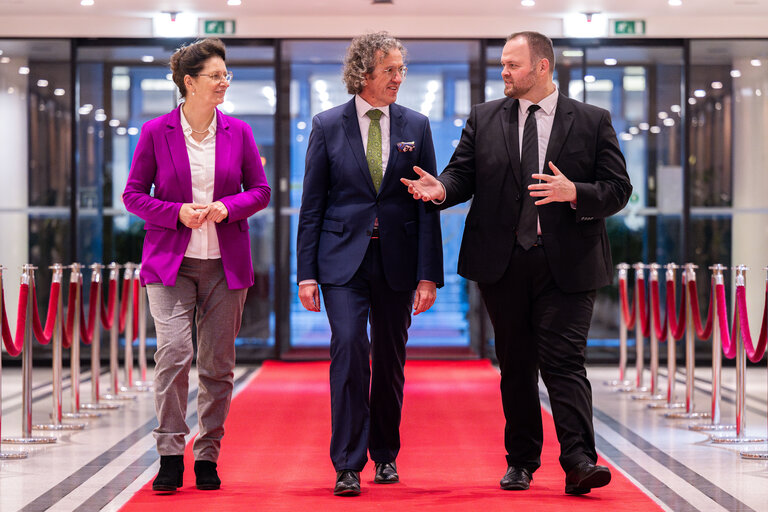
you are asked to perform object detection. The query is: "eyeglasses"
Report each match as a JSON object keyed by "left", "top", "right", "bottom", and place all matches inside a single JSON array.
[
  {"left": 382, "top": 66, "right": 408, "bottom": 79},
  {"left": 197, "top": 71, "right": 233, "bottom": 83}
]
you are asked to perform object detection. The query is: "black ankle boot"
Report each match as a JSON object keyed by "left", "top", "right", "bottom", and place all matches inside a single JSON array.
[
  {"left": 194, "top": 460, "right": 221, "bottom": 490},
  {"left": 152, "top": 455, "right": 184, "bottom": 492}
]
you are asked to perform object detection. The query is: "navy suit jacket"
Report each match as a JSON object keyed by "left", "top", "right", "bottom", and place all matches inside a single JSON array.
[{"left": 297, "top": 98, "right": 443, "bottom": 291}]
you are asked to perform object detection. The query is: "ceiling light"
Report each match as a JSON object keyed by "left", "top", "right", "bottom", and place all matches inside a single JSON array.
[
  {"left": 54, "top": 88, "right": 65, "bottom": 96},
  {"left": 668, "top": 0, "right": 682, "bottom": 5},
  {"left": 750, "top": 59, "right": 762, "bottom": 67},
  {"left": 18, "top": 66, "right": 30, "bottom": 75},
  {"left": 658, "top": 111, "right": 668, "bottom": 119},
  {"left": 142, "top": 55, "right": 155, "bottom": 63},
  {"left": 688, "top": 97, "right": 697, "bottom": 105},
  {"left": 0, "top": 50, "right": 3, "bottom": 56},
  {"left": 629, "top": 127, "right": 640, "bottom": 135},
  {"left": 711, "top": 81, "right": 723, "bottom": 89},
  {"left": 562, "top": 50, "right": 584, "bottom": 58},
  {"left": 81, "top": 0, "right": 94, "bottom": 5},
  {"left": 37, "top": 79, "right": 48, "bottom": 87},
  {"left": 584, "top": 75, "right": 596, "bottom": 83},
  {"left": 663, "top": 118, "right": 675, "bottom": 126},
  {"left": 128, "top": 127, "right": 139, "bottom": 135},
  {"left": 638, "top": 122, "right": 650, "bottom": 131},
  {"left": 0, "top": 57, "right": 9, "bottom": 64},
  {"left": 604, "top": 58, "right": 617, "bottom": 66},
  {"left": 109, "top": 119, "right": 120, "bottom": 127},
  {"left": 694, "top": 89, "right": 706, "bottom": 97},
  {"left": 620, "top": 133, "right": 632, "bottom": 141},
  {"left": 649, "top": 126, "right": 661, "bottom": 134},
  {"left": 730, "top": 69, "right": 742, "bottom": 78},
  {"left": 521, "top": 0, "right": 535, "bottom": 6},
  {"left": 227, "top": 0, "right": 242, "bottom": 5},
  {"left": 670, "top": 104, "right": 681, "bottom": 113}
]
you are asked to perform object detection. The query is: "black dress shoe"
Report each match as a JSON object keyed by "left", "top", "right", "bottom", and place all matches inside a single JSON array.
[
  {"left": 194, "top": 460, "right": 221, "bottom": 490},
  {"left": 334, "top": 470, "right": 361, "bottom": 496},
  {"left": 500, "top": 466, "right": 532, "bottom": 490},
  {"left": 152, "top": 455, "right": 184, "bottom": 492},
  {"left": 565, "top": 462, "right": 611, "bottom": 495},
  {"left": 374, "top": 462, "right": 399, "bottom": 484}
]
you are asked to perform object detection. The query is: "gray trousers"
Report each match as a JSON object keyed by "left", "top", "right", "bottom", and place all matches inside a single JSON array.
[{"left": 147, "top": 257, "right": 247, "bottom": 462}]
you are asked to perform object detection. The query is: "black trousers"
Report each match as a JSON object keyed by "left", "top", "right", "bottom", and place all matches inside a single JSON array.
[
  {"left": 321, "top": 239, "right": 414, "bottom": 472},
  {"left": 478, "top": 244, "right": 597, "bottom": 473}
]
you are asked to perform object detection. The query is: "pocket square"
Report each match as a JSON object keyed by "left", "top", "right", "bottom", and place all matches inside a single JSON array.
[{"left": 397, "top": 141, "right": 416, "bottom": 152}]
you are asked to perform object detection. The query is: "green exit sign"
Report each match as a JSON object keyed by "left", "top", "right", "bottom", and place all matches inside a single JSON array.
[
  {"left": 202, "top": 20, "right": 236, "bottom": 35},
  {"left": 613, "top": 20, "right": 645, "bottom": 36}
]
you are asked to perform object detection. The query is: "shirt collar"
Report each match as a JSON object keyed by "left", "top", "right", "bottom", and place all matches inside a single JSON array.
[
  {"left": 518, "top": 85, "right": 559, "bottom": 117},
  {"left": 355, "top": 95, "right": 390, "bottom": 120},
  {"left": 179, "top": 104, "right": 217, "bottom": 137}
]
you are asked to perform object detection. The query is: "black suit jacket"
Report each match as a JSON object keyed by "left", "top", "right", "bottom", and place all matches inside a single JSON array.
[{"left": 436, "top": 93, "right": 632, "bottom": 293}]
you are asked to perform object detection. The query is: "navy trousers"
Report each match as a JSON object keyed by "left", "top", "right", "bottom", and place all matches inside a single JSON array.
[{"left": 321, "top": 239, "right": 414, "bottom": 471}]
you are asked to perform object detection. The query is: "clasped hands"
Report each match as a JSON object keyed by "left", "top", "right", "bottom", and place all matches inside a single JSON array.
[
  {"left": 179, "top": 201, "right": 229, "bottom": 229},
  {"left": 400, "top": 161, "right": 577, "bottom": 205}
]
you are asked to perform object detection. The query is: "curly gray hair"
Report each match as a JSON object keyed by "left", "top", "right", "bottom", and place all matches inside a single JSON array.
[{"left": 342, "top": 32, "right": 407, "bottom": 95}]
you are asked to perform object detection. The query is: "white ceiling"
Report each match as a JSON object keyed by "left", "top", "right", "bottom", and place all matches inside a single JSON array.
[{"left": 0, "top": 0, "right": 767, "bottom": 18}]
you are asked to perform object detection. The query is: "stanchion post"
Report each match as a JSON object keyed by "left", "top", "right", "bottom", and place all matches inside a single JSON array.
[
  {"left": 0, "top": 265, "right": 29, "bottom": 458},
  {"left": 33, "top": 264, "right": 86, "bottom": 431},
  {"left": 665, "top": 263, "right": 710, "bottom": 420},
  {"left": 634, "top": 263, "right": 665, "bottom": 401},
  {"left": 62, "top": 264, "right": 100, "bottom": 420},
  {"left": 133, "top": 265, "right": 152, "bottom": 391},
  {"left": 121, "top": 263, "right": 135, "bottom": 392},
  {"left": 690, "top": 264, "right": 735, "bottom": 432},
  {"left": 81, "top": 264, "right": 119, "bottom": 411},
  {"left": 629, "top": 262, "right": 648, "bottom": 393},
  {"left": 606, "top": 263, "right": 632, "bottom": 389},
  {"left": 650, "top": 264, "right": 686, "bottom": 410},
  {"left": 1, "top": 265, "right": 56, "bottom": 444},
  {"left": 712, "top": 265, "right": 766, "bottom": 444},
  {"left": 740, "top": 266, "right": 768, "bottom": 458}
]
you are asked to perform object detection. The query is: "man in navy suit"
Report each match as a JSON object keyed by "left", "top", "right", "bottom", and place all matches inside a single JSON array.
[{"left": 296, "top": 32, "right": 443, "bottom": 496}]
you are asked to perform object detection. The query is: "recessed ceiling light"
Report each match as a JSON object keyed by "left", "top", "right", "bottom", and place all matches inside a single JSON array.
[
  {"left": 584, "top": 75, "right": 596, "bottom": 83},
  {"left": 562, "top": 50, "right": 584, "bottom": 58},
  {"left": 711, "top": 81, "right": 723, "bottom": 89},
  {"left": 81, "top": 0, "right": 94, "bottom": 5},
  {"left": 109, "top": 119, "right": 120, "bottom": 127},
  {"left": 54, "top": 88, "right": 65, "bottom": 96},
  {"left": 604, "top": 58, "right": 617, "bottom": 66},
  {"left": 730, "top": 69, "right": 741, "bottom": 78},
  {"left": 694, "top": 89, "right": 706, "bottom": 97},
  {"left": 668, "top": 0, "right": 682, "bottom": 6},
  {"left": 688, "top": 97, "right": 697, "bottom": 105},
  {"left": 141, "top": 55, "right": 155, "bottom": 63},
  {"left": 227, "top": 0, "right": 242, "bottom": 4},
  {"left": 670, "top": 104, "right": 681, "bottom": 113},
  {"left": 638, "top": 122, "right": 650, "bottom": 130},
  {"left": 663, "top": 118, "right": 675, "bottom": 126},
  {"left": 649, "top": 126, "right": 661, "bottom": 134},
  {"left": 750, "top": 59, "right": 762, "bottom": 67},
  {"left": 658, "top": 111, "right": 668, "bottom": 119},
  {"left": 18, "top": 66, "right": 30, "bottom": 75},
  {"left": 37, "top": 79, "right": 48, "bottom": 87},
  {"left": 521, "top": 0, "right": 535, "bottom": 6},
  {"left": 1, "top": 57, "right": 10, "bottom": 64}
]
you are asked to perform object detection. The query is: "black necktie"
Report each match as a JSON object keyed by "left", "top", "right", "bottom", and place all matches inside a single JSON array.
[{"left": 517, "top": 104, "right": 541, "bottom": 250}]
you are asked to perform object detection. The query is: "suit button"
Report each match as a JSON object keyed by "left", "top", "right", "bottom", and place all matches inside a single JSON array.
[{"left": 366, "top": 230, "right": 372, "bottom": 236}]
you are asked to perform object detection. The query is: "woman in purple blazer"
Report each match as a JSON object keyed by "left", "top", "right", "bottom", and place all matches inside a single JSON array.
[{"left": 122, "top": 38, "right": 270, "bottom": 493}]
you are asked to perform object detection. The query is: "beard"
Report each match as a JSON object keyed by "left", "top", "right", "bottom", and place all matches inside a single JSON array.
[{"left": 504, "top": 68, "right": 537, "bottom": 99}]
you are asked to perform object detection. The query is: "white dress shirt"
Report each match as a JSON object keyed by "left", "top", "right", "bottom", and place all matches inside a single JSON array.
[
  {"left": 355, "top": 94, "right": 391, "bottom": 174},
  {"left": 180, "top": 106, "right": 221, "bottom": 259},
  {"left": 518, "top": 86, "right": 559, "bottom": 235}
]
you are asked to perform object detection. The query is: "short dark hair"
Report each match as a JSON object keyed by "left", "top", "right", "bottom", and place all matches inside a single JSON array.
[
  {"left": 342, "top": 32, "right": 406, "bottom": 95},
  {"left": 507, "top": 31, "right": 555, "bottom": 73},
  {"left": 170, "top": 38, "right": 226, "bottom": 98}
]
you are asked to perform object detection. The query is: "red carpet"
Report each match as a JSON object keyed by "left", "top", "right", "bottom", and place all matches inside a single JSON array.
[{"left": 121, "top": 360, "right": 661, "bottom": 511}]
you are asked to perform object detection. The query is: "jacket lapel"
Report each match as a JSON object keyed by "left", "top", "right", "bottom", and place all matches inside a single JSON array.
[
  {"left": 381, "top": 103, "right": 405, "bottom": 192},
  {"left": 213, "top": 109, "right": 232, "bottom": 201},
  {"left": 500, "top": 98, "right": 522, "bottom": 189},
  {"left": 341, "top": 98, "right": 376, "bottom": 194},
  {"left": 543, "top": 94, "right": 575, "bottom": 172},
  {"left": 165, "top": 106, "right": 193, "bottom": 203}
]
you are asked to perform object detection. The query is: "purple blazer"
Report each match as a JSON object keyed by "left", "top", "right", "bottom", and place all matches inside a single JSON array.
[{"left": 123, "top": 106, "right": 271, "bottom": 289}]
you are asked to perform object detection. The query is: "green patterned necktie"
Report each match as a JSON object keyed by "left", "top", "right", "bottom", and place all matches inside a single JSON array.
[{"left": 366, "top": 109, "right": 383, "bottom": 193}]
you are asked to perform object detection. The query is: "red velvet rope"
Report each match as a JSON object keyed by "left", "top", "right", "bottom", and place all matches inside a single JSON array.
[
  {"left": 650, "top": 279, "right": 667, "bottom": 340},
  {"left": 61, "top": 281, "right": 77, "bottom": 349},
  {"left": 687, "top": 278, "right": 714, "bottom": 340},
  {"left": 637, "top": 276, "right": 650, "bottom": 337},
  {"left": 619, "top": 276, "right": 636, "bottom": 328},
  {"left": 80, "top": 279, "right": 100, "bottom": 345},
  {"left": 100, "top": 278, "right": 117, "bottom": 330},
  {"left": 118, "top": 276, "right": 131, "bottom": 333},
  {"left": 30, "top": 280, "right": 61, "bottom": 345},
  {"left": 1, "top": 283, "right": 29, "bottom": 357},
  {"left": 734, "top": 284, "right": 768, "bottom": 363},
  {"left": 666, "top": 278, "right": 687, "bottom": 341},
  {"left": 715, "top": 282, "right": 737, "bottom": 359}
]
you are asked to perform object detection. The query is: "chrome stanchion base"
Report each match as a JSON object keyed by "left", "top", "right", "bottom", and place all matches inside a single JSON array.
[
  {"left": 710, "top": 435, "right": 767, "bottom": 444},
  {"left": 632, "top": 393, "right": 665, "bottom": 401},
  {"left": 689, "top": 423, "right": 736, "bottom": 432},
  {"left": 620, "top": 386, "right": 648, "bottom": 394},
  {"left": 33, "top": 422, "right": 86, "bottom": 431},
  {"left": 81, "top": 402, "right": 121, "bottom": 410},
  {"left": 1, "top": 436, "right": 57, "bottom": 444},
  {"left": 664, "top": 411, "right": 711, "bottom": 419},
  {"left": 0, "top": 451, "right": 29, "bottom": 459},
  {"left": 133, "top": 380, "right": 153, "bottom": 392},
  {"left": 61, "top": 411, "right": 102, "bottom": 420},
  {"left": 648, "top": 401, "right": 686, "bottom": 410},
  {"left": 740, "top": 450, "right": 768, "bottom": 460},
  {"left": 100, "top": 393, "right": 137, "bottom": 401},
  {"left": 604, "top": 379, "right": 632, "bottom": 387}
]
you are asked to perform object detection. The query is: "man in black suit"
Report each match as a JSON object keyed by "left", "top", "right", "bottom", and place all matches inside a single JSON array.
[
  {"left": 401, "top": 31, "right": 632, "bottom": 495},
  {"left": 297, "top": 32, "right": 443, "bottom": 496}
]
